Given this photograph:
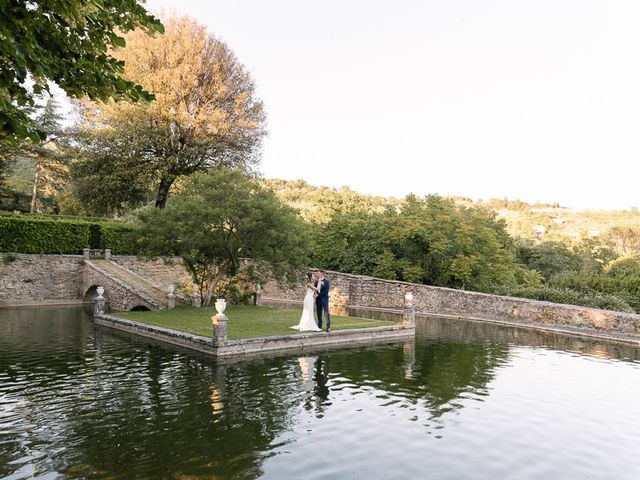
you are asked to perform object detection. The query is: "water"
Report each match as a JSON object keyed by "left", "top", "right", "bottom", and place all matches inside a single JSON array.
[{"left": 1, "top": 306, "right": 639, "bottom": 479}]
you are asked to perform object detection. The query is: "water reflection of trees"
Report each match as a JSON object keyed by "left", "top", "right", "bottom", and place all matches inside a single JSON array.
[
  {"left": 326, "top": 338, "right": 509, "bottom": 419},
  {"left": 59, "top": 349, "right": 303, "bottom": 478},
  {"left": 3, "top": 307, "right": 640, "bottom": 478},
  {"left": 0, "top": 306, "right": 91, "bottom": 377}
]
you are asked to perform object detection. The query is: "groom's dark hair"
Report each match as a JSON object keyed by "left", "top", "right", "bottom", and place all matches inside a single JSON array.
[{"left": 318, "top": 269, "right": 326, "bottom": 274}]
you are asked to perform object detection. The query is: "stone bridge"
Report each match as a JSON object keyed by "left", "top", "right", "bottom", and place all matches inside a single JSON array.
[{"left": 82, "top": 260, "right": 168, "bottom": 312}]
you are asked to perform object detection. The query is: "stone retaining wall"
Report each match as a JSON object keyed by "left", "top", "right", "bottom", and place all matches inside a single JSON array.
[
  {"left": 94, "top": 313, "right": 414, "bottom": 359},
  {"left": 0, "top": 254, "right": 84, "bottom": 305},
  {"left": 262, "top": 271, "right": 640, "bottom": 339},
  {"left": 4, "top": 253, "right": 640, "bottom": 341}
]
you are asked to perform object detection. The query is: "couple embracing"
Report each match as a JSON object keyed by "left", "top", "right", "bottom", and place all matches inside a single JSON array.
[{"left": 291, "top": 270, "right": 331, "bottom": 333}]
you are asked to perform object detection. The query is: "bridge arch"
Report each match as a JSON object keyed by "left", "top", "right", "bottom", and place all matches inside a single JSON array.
[
  {"left": 83, "top": 261, "right": 162, "bottom": 312},
  {"left": 130, "top": 305, "right": 151, "bottom": 312}
]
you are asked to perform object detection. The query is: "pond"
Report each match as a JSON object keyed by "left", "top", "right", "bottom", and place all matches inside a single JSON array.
[{"left": 1, "top": 306, "right": 639, "bottom": 479}]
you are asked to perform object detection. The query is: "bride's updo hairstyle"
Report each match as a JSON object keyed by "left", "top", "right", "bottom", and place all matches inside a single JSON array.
[{"left": 306, "top": 271, "right": 313, "bottom": 282}]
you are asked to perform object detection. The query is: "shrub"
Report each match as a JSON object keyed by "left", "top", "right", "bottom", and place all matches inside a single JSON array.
[
  {"left": 491, "top": 285, "right": 635, "bottom": 313},
  {"left": 3, "top": 253, "right": 18, "bottom": 264},
  {"left": 549, "top": 270, "right": 640, "bottom": 312},
  {"left": 605, "top": 256, "right": 640, "bottom": 279}
]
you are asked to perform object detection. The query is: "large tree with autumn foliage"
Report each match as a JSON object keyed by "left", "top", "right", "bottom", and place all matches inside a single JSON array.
[{"left": 70, "top": 14, "right": 266, "bottom": 212}]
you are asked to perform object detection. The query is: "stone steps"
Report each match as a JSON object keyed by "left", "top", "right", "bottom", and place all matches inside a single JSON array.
[
  {"left": 110, "top": 257, "right": 186, "bottom": 292},
  {"left": 92, "top": 260, "right": 169, "bottom": 306}
]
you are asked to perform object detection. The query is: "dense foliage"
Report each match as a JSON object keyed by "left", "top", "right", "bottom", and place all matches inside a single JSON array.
[
  {"left": 0, "top": 213, "right": 137, "bottom": 254},
  {"left": 70, "top": 14, "right": 266, "bottom": 211},
  {"left": 311, "top": 195, "right": 541, "bottom": 292},
  {"left": 1, "top": 0, "right": 163, "bottom": 142},
  {"left": 135, "top": 170, "right": 309, "bottom": 306}
]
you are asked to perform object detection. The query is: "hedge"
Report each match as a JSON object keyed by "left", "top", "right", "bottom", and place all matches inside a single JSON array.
[
  {"left": 100, "top": 222, "right": 139, "bottom": 254},
  {"left": 0, "top": 215, "right": 139, "bottom": 255}
]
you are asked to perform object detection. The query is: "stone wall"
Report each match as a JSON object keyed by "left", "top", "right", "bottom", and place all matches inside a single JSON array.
[
  {"left": 95, "top": 313, "right": 414, "bottom": 360},
  {"left": 262, "top": 271, "right": 640, "bottom": 339},
  {"left": 0, "top": 254, "right": 84, "bottom": 305},
  {"left": 4, "top": 254, "right": 640, "bottom": 340}
]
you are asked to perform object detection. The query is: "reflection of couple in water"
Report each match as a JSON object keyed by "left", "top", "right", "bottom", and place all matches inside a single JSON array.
[{"left": 298, "top": 356, "right": 330, "bottom": 413}]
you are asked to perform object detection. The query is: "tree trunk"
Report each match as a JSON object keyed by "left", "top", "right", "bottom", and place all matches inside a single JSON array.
[
  {"left": 154, "top": 175, "right": 176, "bottom": 209},
  {"left": 30, "top": 162, "right": 41, "bottom": 213},
  {"left": 202, "top": 267, "right": 228, "bottom": 307}
]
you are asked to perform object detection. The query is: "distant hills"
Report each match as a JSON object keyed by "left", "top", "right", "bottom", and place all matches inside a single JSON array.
[{"left": 265, "top": 178, "right": 640, "bottom": 241}]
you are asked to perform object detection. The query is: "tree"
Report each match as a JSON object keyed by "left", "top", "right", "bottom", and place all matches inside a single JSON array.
[
  {"left": 72, "top": 14, "right": 266, "bottom": 209},
  {"left": 310, "top": 210, "right": 389, "bottom": 275},
  {"left": 27, "top": 96, "right": 67, "bottom": 212},
  {"left": 515, "top": 239, "right": 582, "bottom": 281},
  {"left": 0, "top": 95, "right": 68, "bottom": 212},
  {"left": 382, "top": 195, "right": 538, "bottom": 290},
  {"left": 311, "top": 194, "right": 540, "bottom": 291},
  {"left": 1, "top": 0, "right": 163, "bottom": 142},
  {"left": 0, "top": 143, "right": 16, "bottom": 202},
  {"left": 136, "top": 169, "right": 308, "bottom": 306}
]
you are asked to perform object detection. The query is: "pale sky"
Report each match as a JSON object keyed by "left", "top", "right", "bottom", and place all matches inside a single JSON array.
[{"left": 147, "top": 0, "right": 640, "bottom": 210}]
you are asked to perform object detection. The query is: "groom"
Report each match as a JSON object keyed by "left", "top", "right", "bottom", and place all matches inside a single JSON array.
[{"left": 315, "top": 270, "right": 331, "bottom": 332}]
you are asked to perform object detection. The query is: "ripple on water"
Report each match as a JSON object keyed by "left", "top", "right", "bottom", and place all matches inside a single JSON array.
[{"left": 2, "top": 307, "right": 640, "bottom": 479}]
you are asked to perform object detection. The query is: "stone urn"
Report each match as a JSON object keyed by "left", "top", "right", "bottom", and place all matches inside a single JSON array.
[
  {"left": 403, "top": 291, "right": 415, "bottom": 328},
  {"left": 404, "top": 291, "right": 413, "bottom": 306},
  {"left": 215, "top": 298, "right": 227, "bottom": 315},
  {"left": 212, "top": 298, "right": 228, "bottom": 346},
  {"left": 96, "top": 286, "right": 105, "bottom": 299}
]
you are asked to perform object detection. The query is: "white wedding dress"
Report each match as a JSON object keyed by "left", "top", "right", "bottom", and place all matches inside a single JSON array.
[{"left": 291, "top": 288, "right": 321, "bottom": 332}]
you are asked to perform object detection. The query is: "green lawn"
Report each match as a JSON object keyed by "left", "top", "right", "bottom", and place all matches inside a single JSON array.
[{"left": 114, "top": 305, "right": 396, "bottom": 340}]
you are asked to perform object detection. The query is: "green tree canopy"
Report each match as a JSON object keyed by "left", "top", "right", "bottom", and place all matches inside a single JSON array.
[
  {"left": 311, "top": 194, "right": 540, "bottom": 292},
  {"left": 605, "top": 255, "right": 640, "bottom": 279},
  {"left": 515, "top": 239, "right": 582, "bottom": 281},
  {"left": 1, "top": 0, "right": 163, "bottom": 142},
  {"left": 136, "top": 169, "right": 309, "bottom": 306}
]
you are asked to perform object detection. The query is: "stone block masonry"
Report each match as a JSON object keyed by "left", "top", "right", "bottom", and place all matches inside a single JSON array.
[
  {"left": 3, "top": 253, "right": 640, "bottom": 344},
  {"left": 0, "top": 254, "right": 84, "bottom": 305},
  {"left": 262, "top": 271, "right": 640, "bottom": 343}
]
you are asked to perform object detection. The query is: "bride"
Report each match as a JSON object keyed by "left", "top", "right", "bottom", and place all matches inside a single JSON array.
[{"left": 290, "top": 272, "right": 322, "bottom": 332}]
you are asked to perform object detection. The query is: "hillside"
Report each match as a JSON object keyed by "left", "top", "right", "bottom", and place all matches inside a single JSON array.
[{"left": 265, "top": 178, "right": 640, "bottom": 241}]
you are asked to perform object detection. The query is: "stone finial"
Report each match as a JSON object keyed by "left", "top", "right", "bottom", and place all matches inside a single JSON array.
[
  {"left": 104, "top": 249, "right": 111, "bottom": 261},
  {"left": 212, "top": 313, "right": 228, "bottom": 346},
  {"left": 166, "top": 285, "right": 176, "bottom": 310},
  {"left": 403, "top": 291, "right": 416, "bottom": 327},
  {"left": 83, "top": 248, "right": 90, "bottom": 260},
  {"left": 254, "top": 283, "right": 262, "bottom": 306}
]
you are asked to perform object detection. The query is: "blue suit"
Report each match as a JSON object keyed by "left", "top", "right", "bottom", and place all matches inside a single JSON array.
[{"left": 315, "top": 277, "right": 330, "bottom": 330}]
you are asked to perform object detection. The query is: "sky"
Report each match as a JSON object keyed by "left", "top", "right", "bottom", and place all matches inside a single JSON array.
[{"left": 147, "top": 0, "right": 640, "bottom": 210}]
